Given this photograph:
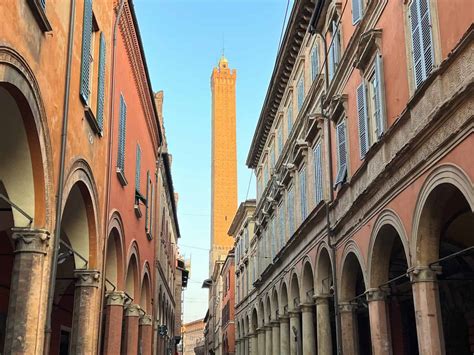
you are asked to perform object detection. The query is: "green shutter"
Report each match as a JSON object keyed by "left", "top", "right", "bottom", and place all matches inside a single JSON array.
[
  {"left": 80, "top": 0, "right": 93, "bottom": 104},
  {"left": 96, "top": 32, "right": 106, "bottom": 132}
]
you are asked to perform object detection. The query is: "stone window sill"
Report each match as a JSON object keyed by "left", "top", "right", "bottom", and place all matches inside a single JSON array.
[
  {"left": 27, "top": 0, "right": 52, "bottom": 32},
  {"left": 84, "top": 106, "right": 103, "bottom": 136},
  {"left": 116, "top": 168, "right": 128, "bottom": 186}
]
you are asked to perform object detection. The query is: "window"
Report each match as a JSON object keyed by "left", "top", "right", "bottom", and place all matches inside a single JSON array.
[
  {"left": 311, "top": 45, "right": 319, "bottom": 81},
  {"left": 271, "top": 217, "right": 276, "bottom": 259},
  {"left": 244, "top": 227, "right": 249, "bottom": 250},
  {"left": 297, "top": 75, "right": 305, "bottom": 111},
  {"left": 96, "top": 33, "right": 106, "bottom": 132},
  {"left": 287, "top": 185, "right": 295, "bottom": 235},
  {"left": 269, "top": 142, "right": 275, "bottom": 170},
  {"left": 299, "top": 167, "right": 307, "bottom": 220},
  {"left": 135, "top": 144, "right": 142, "bottom": 194},
  {"left": 313, "top": 142, "right": 323, "bottom": 204},
  {"left": 257, "top": 171, "right": 262, "bottom": 200},
  {"left": 263, "top": 162, "right": 269, "bottom": 186},
  {"left": 352, "top": 0, "right": 363, "bottom": 25},
  {"left": 145, "top": 171, "right": 154, "bottom": 239},
  {"left": 279, "top": 203, "right": 285, "bottom": 246},
  {"left": 277, "top": 125, "right": 284, "bottom": 156},
  {"left": 328, "top": 19, "right": 342, "bottom": 81},
  {"left": 357, "top": 54, "right": 386, "bottom": 158},
  {"left": 409, "top": 0, "right": 434, "bottom": 88},
  {"left": 334, "top": 120, "right": 348, "bottom": 188},
  {"left": 287, "top": 102, "right": 293, "bottom": 135},
  {"left": 116, "top": 94, "right": 127, "bottom": 184}
]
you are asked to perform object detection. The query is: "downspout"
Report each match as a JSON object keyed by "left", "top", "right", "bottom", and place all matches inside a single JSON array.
[
  {"left": 96, "top": 0, "right": 126, "bottom": 353},
  {"left": 310, "top": 1, "right": 342, "bottom": 353},
  {"left": 44, "top": 0, "right": 76, "bottom": 352}
]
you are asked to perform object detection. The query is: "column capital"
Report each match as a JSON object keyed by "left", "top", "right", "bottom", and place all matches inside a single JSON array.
[
  {"left": 139, "top": 314, "right": 153, "bottom": 326},
  {"left": 125, "top": 303, "right": 141, "bottom": 317},
  {"left": 279, "top": 314, "right": 290, "bottom": 322},
  {"left": 409, "top": 266, "right": 441, "bottom": 283},
  {"left": 263, "top": 323, "right": 272, "bottom": 330},
  {"left": 11, "top": 227, "right": 50, "bottom": 254},
  {"left": 366, "top": 288, "right": 389, "bottom": 302},
  {"left": 313, "top": 293, "right": 331, "bottom": 305},
  {"left": 106, "top": 291, "right": 126, "bottom": 306},
  {"left": 74, "top": 269, "right": 100, "bottom": 287},
  {"left": 270, "top": 319, "right": 280, "bottom": 327},
  {"left": 288, "top": 308, "right": 301, "bottom": 317},
  {"left": 299, "top": 303, "right": 315, "bottom": 313},
  {"left": 256, "top": 327, "right": 265, "bottom": 334},
  {"left": 338, "top": 302, "right": 357, "bottom": 313}
]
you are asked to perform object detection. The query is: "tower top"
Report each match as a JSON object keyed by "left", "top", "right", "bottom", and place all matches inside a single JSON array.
[{"left": 218, "top": 55, "right": 229, "bottom": 69}]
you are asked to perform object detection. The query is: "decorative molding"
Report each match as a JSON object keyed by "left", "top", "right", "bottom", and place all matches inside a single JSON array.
[
  {"left": 140, "top": 314, "right": 153, "bottom": 326},
  {"left": 409, "top": 266, "right": 442, "bottom": 283},
  {"left": 74, "top": 269, "right": 101, "bottom": 288},
  {"left": 11, "top": 228, "right": 50, "bottom": 254},
  {"left": 354, "top": 29, "right": 383, "bottom": 71},
  {"left": 365, "top": 288, "right": 388, "bottom": 302},
  {"left": 125, "top": 303, "right": 142, "bottom": 317},
  {"left": 106, "top": 291, "right": 126, "bottom": 306},
  {"left": 338, "top": 302, "right": 357, "bottom": 313}
]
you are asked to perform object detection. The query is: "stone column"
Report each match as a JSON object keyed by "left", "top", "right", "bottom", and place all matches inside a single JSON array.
[
  {"left": 367, "top": 288, "right": 392, "bottom": 355},
  {"left": 289, "top": 309, "right": 301, "bottom": 355},
  {"left": 139, "top": 314, "right": 153, "bottom": 355},
  {"left": 257, "top": 327, "right": 265, "bottom": 355},
  {"left": 301, "top": 303, "right": 316, "bottom": 355},
  {"left": 265, "top": 324, "right": 272, "bottom": 355},
  {"left": 314, "top": 294, "right": 333, "bottom": 355},
  {"left": 103, "top": 291, "right": 126, "bottom": 354},
  {"left": 339, "top": 302, "right": 359, "bottom": 355},
  {"left": 123, "top": 303, "right": 141, "bottom": 355},
  {"left": 271, "top": 319, "right": 280, "bottom": 354},
  {"left": 410, "top": 266, "right": 445, "bottom": 355},
  {"left": 3, "top": 228, "right": 50, "bottom": 354},
  {"left": 249, "top": 332, "right": 258, "bottom": 355},
  {"left": 244, "top": 335, "right": 250, "bottom": 355},
  {"left": 280, "top": 314, "right": 290, "bottom": 355},
  {"left": 70, "top": 269, "right": 101, "bottom": 353}
]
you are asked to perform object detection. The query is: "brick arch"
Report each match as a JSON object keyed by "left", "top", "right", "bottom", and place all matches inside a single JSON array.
[
  {"left": 61, "top": 159, "right": 100, "bottom": 268},
  {"left": 367, "top": 209, "right": 411, "bottom": 289},
  {"left": 105, "top": 211, "right": 125, "bottom": 290},
  {"left": 124, "top": 241, "right": 140, "bottom": 300},
  {"left": 412, "top": 163, "right": 474, "bottom": 266},
  {"left": 0, "top": 45, "right": 53, "bottom": 230},
  {"left": 338, "top": 241, "right": 368, "bottom": 302},
  {"left": 140, "top": 261, "right": 152, "bottom": 314}
]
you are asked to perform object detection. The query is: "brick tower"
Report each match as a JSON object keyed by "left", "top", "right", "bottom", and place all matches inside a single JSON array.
[{"left": 210, "top": 56, "right": 238, "bottom": 273}]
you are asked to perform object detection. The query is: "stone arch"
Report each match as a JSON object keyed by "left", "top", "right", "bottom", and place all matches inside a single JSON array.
[
  {"left": 251, "top": 307, "right": 259, "bottom": 333},
  {"left": 264, "top": 294, "right": 272, "bottom": 325},
  {"left": 140, "top": 262, "right": 152, "bottom": 314},
  {"left": 125, "top": 242, "right": 140, "bottom": 301},
  {"left": 105, "top": 211, "right": 125, "bottom": 290},
  {"left": 315, "top": 244, "right": 333, "bottom": 295},
  {"left": 61, "top": 159, "right": 100, "bottom": 268},
  {"left": 279, "top": 281, "right": 289, "bottom": 314},
  {"left": 289, "top": 271, "right": 300, "bottom": 310},
  {"left": 412, "top": 163, "right": 474, "bottom": 266},
  {"left": 301, "top": 259, "right": 315, "bottom": 303},
  {"left": 338, "top": 241, "right": 367, "bottom": 300},
  {"left": 258, "top": 299, "right": 265, "bottom": 328},
  {"left": 368, "top": 209, "right": 411, "bottom": 289},
  {"left": 271, "top": 288, "right": 279, "bottom": 320},
  {"left": 0, "top": 46, "right": 53, "bottom": 229}
]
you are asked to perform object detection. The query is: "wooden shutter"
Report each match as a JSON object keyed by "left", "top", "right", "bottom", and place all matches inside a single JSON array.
[
  {"left": 299, "top": 167, "right": 306, "bottom": 220},
  {"left": 80, "top": 0, "right": 93, "bottom": 104},
  {"left": 352, "top": 0, "right": 362, "bottom": 24},
  {"left": 335, "top": 121, "right": 347, "bottom": 186},
  {"left": 145, "top": 170, "right": 150, "bottom": 232},
  {"left": 311, "top": 46, "right": 319, "bottom": 81},
  {"left": 40, "top": 0, "right": 46, "bottom": 8},
  {"left": 96, "top": 32, "right": 106, "bottom": 132},
  {"left": 314, "top": 143, "right": 323, "bottom": 203},
  {"left": 357, "top": 82, "right": 369, "bottom": 158},
  {"left": 374, "top": 54, "right": 386, "bottom": 138},
  {"left": 328, "top": 41, "right": 335, "bottom": 80},
  {"left": 297, "top": 76, "right": 304, "bottom": 110},
  {"left": 135, "top": 144, "right": 141, "bottom": 192},
  {"left": 409, "top": 0, "right": 434, "bottom": 88},
  {"left": 332, "top": 20, "right": 341, "bottom": 69},
  {"left": 117, "top": 95, "right": 126, "bottom": 171},
  {"left": 287, "top": 105, "right": 293, "bottom": 133}
]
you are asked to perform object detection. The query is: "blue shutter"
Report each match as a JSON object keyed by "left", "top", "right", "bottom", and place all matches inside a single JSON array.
[
  {"left": 287, "top": 105, "right": 293, "bottom": 133},
  {"left": 419, "top": 0, "right": 434, "bottom": 78},
  {"left": 96, "top": 32, "right": 106, "bottom": 132},
  {"left": 135, "top": 144, "right": 141, "bottom": 192},
  {"left": 297, "top": 76, "right": 304, "bottom": 111},
  {"left": 335, "top": 121, "right": 347, "bottom": 187},
  {"left": 374, "top": 54, "right": 386, "bottom": 138},
  {"left": 314, "top": 143, "right": 323, "bottom": 203},
  {"left": 332, "top": 20, "right": 341, "bottom": 70},
  {"left": 40, "top": 0, "right": 46, "bottom": 8},
  {"left": 311, "top": 46, "right": 319, "bottom": 81},
  {"left": 357, "top": 82, "right": 369, "bottom": 158},
  {"left": 352, "top": 0, "right": 363, "bottom": 24},
  {"left": 80, "top": 0, "right": 93, "bottom": 104},
  {"left": 117, "top": 95, "right": 126, "bottom": 171}
]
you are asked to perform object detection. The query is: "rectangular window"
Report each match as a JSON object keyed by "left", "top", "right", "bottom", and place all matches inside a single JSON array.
[
  {"left": 313, "top": 142, "right": 323, "bottom": 203},
  {"left": 287, "top": 102, "right": 293, "bottom": 134},
  {"left": 80, "top": 0, "right": 93, "bottom": 104},
  {"left": 96, "top": 32, "right": 106, "bottom": 132},
  {"left": 352, "top": 0, "right": 363, "bottom": 24},
  {"left": 270, "top": 142, "right": 275, "bottom": 169},
  {"left": 297, "top": 75, "right": 304, "bottom": 111},
  {"left": 117, "top": 94, "right": 127, "bottom": 174},
  {"left": 263, "top": 161, "right": 269, "bottom": 185},
  {"left": 277, "top": 125, "right": 284, "bottom": 156},
  {"left": 357, "top": 82, "right": 370, "bottom": 158},
  {"left": 287, "top": 185, "right": 295, "bottom": 235},
  {"left": 334, "top": 120, "right": 347, "bottom": 187},
  {"left": 311, "top": 45, "right": 319, "bottom": 81},
  {"left": 409, "top": 0, "right": 434, "bottom": 88},
  {"left": 328, "top": 19, "right": 341, "bottom": 81},
  {"left": 279, "top": 203, "right": 285, "bottom": 245},
  {"left": 299, "top": 167, "right": 307, "bottom": 220},
  {"left": 145, "top": 171, "right": 154, "bottom": 239}
]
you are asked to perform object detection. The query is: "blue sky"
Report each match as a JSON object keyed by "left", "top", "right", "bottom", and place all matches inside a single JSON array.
[{"left": 134, "top": 0, "right": 292, "bottom": 323}]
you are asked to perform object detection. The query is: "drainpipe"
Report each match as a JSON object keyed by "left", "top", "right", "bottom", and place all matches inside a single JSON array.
[
  {"left": 43, "top": 0, "right": 76, "bottom": 352},
  {"left": 311, "top": 1, "right": 343, "bottom": 353},
  {"left": 96, "top": 0, "right": 126, "bottom": 353}
]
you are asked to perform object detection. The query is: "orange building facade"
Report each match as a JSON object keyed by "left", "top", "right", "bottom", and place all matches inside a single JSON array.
[
  {"left": 237, "top": 1, "right": 474, "bottom": 355},
  {"left": 0, "top": 1, "right": 184, "bottom": 354}
]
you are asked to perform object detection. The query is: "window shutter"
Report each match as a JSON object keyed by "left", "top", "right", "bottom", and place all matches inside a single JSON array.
[
  {"left": 287, "top": 105, "right": 293, "bottom": 133},
  {"left": 150, "top": 181, "right": 154, "bottom": 238},
  {"left": 374, "top": 54, "right": 386, "bottom": 138},
  {"left": 335, "top": 121, "right": 348, "bottom": 187},
  {"left": 96, "top": 32, "right": 106, "bottom": 132},
  {"left": 80, "top": 0, "right": 93, "bottom": 104},
  {"left": 145, "top": 170, "right": 150, "bottom": 232},
  {"left": 311, "top": 46, "right": 319, "bottom": 81},
  {"left": 409, "top": 0, "right": 434, "bottom": 88},
  {"left": 352, "top": 0, "right": 362, "bottom": 24},
  {"left": 314, "top": 143, "right": 323, "bottom": 203},
  {"left": 356, "top": 82, "right": 369, "bottom": 158},
  {"left": 117, "top": 95, "right": 126, "bottom": 171},
  {"left": 332, "top": 20, "right": 341, "bottom": 69},
  {"left": 40, "top": 0, "right": 46, "bottom": 8},
  {"left": 299, "top": 167, "right": 306, "bottom": 220},
  {"left": 328, "top": 42, "right": 335, "bottom": 81},
  {"left": 135, "top": 144, "right": 141, "bottom": 192},
  {"left": 297, "top": 76, "right": 304, "bottom": 111}
]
